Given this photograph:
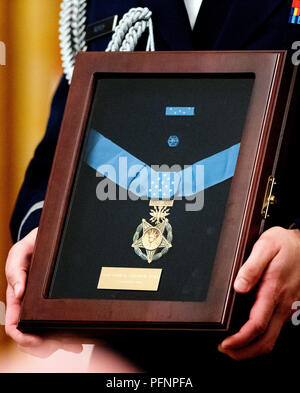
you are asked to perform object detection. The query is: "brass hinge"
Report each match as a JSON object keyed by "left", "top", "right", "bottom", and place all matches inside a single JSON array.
[{"left": 261, "top": 176, "right": 276, "bottom": 219}]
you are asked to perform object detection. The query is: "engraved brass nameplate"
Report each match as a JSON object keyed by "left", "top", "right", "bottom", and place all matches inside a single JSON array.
[{"left": 97, "top": 267, "right": 162, "bottom": 291}]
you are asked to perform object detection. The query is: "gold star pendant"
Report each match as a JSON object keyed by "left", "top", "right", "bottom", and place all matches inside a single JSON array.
[{"left": 132, "top": 200, "right": 173, "bottom": 263}]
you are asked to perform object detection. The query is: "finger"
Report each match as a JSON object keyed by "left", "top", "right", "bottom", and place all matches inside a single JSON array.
[
  {"left": 219, "top": 309, "right": 285, "bottom": 361},
  {"left": 234, "top": 234, "right": 280, "bottom": 293},
  {"left": 5, "top": 284, "right": 42, "bottom": 347},
  {"left": 220, "top": 278, "right": 278, "bottom": 350},
  {"left": 5, "top": 228, "right": 38, "bottom": 298},
  {"left": 17, "top": 340, "right": 60, "bottom": 359},
  {"left": 50, "top": 336, "right": 84, "bottom": 354},
  {"left": 17, "top": 339, "right": 83, "bottom": 359},
  {"left": 60, "top": 342, "right": 83, "bottom": 354},
  {"left": 18, "top": 335, "right": 83, "bottom": 358}
]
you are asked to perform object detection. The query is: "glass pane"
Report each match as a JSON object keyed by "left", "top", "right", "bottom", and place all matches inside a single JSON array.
[{"left": 48, "top": 74, "right": 254, "bottom": 301}]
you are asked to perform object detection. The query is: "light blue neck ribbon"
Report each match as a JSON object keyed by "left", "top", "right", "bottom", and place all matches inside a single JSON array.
[{"left": 84, "top": 129, "right": 240, "bottom": 199}]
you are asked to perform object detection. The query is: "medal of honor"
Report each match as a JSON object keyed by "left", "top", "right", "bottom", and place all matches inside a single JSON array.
[
  {"left": 132, "top": 200, "right": 174, "bottom": 263},
  {"left": 84, "top": 129, "right": 241, "bottom": 266}
]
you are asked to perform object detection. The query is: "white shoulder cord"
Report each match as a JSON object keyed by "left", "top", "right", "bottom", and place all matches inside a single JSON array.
[
  {"left": 59, "top": 2, "right": 155, "bottom": 83},
  {"left": 59, "top": 0, "right": 88, "bottom": 83},
  {"left": 105, "top": 7, "right": 155, "bottom": 52}
]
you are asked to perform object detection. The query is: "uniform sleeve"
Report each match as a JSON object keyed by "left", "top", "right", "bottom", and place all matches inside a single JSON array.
[{"left": 10, "top": 75, "right": 69, "bottom": 243}]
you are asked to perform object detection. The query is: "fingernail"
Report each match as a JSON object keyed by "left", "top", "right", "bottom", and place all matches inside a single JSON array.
[
  {"left": 218, "top": 344, "right": 226, "bottom": 353},
  {"left": 234, "top": 277, "right": 249, "bottom": 292},
  {"left": 14, "top": 284, "right": 22, "bottom": 298}
]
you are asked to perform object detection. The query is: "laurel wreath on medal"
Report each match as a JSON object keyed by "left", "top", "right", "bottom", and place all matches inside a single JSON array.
[{"left": 132, "top": 220, "right": 173, "bottom": 263}]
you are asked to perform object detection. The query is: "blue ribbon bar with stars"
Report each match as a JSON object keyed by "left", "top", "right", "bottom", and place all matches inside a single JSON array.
[{"left": 165, "top": 107, "right": 195, "bottom": 116}]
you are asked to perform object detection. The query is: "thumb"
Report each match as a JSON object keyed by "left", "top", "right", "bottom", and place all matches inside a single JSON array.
[
  {"left": 5, "top": 228, "right": 38, "bottom": 299},
  {"left": 234, "top": 232, "right": 280, "bottom": 293}
]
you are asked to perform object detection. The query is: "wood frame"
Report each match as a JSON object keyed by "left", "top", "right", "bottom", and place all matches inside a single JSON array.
[{"left": 18, "top": 51, "right": 298, "bottom": 335}]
